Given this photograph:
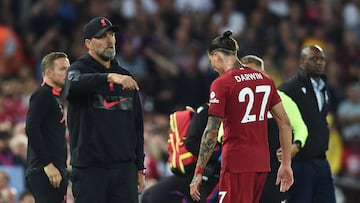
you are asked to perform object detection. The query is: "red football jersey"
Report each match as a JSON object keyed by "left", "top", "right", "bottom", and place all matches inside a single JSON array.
[{"left": 208, "top": 66, "right": 281, "bottom": 173}]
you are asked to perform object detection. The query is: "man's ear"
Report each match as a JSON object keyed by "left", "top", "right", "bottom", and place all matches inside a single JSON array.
[
  {"left": 44, "top": 67, "right": 51, "bottom": 77},
  {"left": 214, "top": 51, "right": 223, "bottom": 63},
  {"left": 84, "top": 39, "right": 91, "bottom": 49}
]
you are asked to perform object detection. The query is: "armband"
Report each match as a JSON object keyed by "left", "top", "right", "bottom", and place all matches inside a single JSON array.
[{"left": 195, "top": 167, "right": 204, "bottom": 175}]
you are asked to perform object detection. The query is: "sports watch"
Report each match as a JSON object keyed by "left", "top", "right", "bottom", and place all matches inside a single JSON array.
[{"left": 294, "top": 141, "right": 301, "bottom": 150}]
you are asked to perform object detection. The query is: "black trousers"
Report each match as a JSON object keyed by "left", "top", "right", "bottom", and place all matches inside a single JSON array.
[
  {"left": 141, "top": 173, "right": 219, "bottom": 203},
  {"left": 71, "top": 163, "right": 138, "bottom": 203},
  {"left": 260, "top": 172, "right": 286, "bottom": 203},
  {"left": 27, "top": 171, "right": 68, "bottom": 203}
]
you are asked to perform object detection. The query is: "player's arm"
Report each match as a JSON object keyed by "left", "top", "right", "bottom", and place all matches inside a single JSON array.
[
  {"left": 134, "top": 91, "right": 145, "bottom": 170},
  {"left": 194, "top": 115, "right": 221, "bottom": 171},
  {"left": 65, "top": 65, "right": 138, "bottom": 99},
  {"left": 270, "top": 102, "right": 292, "bottom": 166},
  {"left": 65, "top": 66, "right": 108, "bottom": 98},
  {"left": 190, "top": 115, "right": 221, "bottom": 201},
  {"left": 270, "top": 102, "right": 294, "bottom": 192},
  {"left": 278, "top": 91, "right": 308, "bottom": 154}
]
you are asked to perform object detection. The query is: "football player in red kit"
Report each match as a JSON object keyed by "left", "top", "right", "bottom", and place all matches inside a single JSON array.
[{"left": 190, "top": 31, "right": 294, "bottom": 203}]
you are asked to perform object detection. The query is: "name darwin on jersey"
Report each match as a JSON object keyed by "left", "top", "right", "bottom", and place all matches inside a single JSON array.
[{"left": 234, "top": 72, "right": 263, "bottom": 82}]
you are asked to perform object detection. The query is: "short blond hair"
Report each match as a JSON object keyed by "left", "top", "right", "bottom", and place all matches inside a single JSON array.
[
  {"left": 240, "top": 55, "right": 264, "bottom": 71},
  {"left": 41, "top": 52, "right": 68, "bottom": 75}
]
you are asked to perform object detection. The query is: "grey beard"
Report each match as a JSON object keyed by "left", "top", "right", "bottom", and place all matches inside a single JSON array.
[{"left": 96, "top": 49, "right": 115, "bottom": 62}]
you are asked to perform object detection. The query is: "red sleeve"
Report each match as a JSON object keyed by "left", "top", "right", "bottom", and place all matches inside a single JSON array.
[{"left": 208, "top": 78, "right": 226, "bottom": 118}]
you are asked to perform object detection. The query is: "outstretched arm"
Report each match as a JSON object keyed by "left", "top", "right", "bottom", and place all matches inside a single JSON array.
[{"left": 65, "top": 70, "right": 138, "bottom": 97}]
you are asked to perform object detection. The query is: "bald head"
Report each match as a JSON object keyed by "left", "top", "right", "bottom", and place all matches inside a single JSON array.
[
  {"left": 300, "top": 45, "right": 323, "bottom": 60},
  {"left": 299, "top": 45, "right": 326, "bottom": 79}
]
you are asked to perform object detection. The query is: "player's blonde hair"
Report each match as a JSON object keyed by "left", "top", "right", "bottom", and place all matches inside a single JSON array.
[{"left": 240, "top": 55, "right": 264, "bottom": 71}]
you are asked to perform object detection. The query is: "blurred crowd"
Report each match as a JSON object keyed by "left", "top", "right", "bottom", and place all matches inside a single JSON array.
[{"left": 0, "top": 0, "right": 360, "bottom": 202}]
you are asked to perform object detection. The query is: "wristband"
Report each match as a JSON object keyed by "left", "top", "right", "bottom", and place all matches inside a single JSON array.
[
  {"left": 194, "top": 167, "right": 204, "bottom": 174},
  {"left": 138, "top": 169, "right": 146, "bottom": 175}
]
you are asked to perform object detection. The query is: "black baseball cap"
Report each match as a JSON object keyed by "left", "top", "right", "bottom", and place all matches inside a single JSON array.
[{"left": 83, "top": 17, "right": 119, "bottom": 39}]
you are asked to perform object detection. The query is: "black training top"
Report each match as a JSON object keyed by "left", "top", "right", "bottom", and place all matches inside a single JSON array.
[
  {"left": 64, "top": 54, "right": 145, "bottom": 169},
  {"left": 279, "top": 68, "right": 330, "bottom": 161},
  {"left": 25, "top": 82, "right": 67, "bottom": 177}
]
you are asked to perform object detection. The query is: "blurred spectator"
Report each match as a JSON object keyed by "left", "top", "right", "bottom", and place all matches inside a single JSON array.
[
  {"left": 341, "top": 139, "right": 360, "bottom": 179},
  {"left": 326, "top": 113, "right": 344, "bottom": 176},
  {"left": 340, "top": 136, "right": 360, "bottom": 203},
  {"left": 337, "top": 30, "right": 360, "bottom": 80},
  {"left": 118, "top": 0, "right": 158, "bottom": 19},
  {"left": 241, "top": 8, "right": 273, "bottom": 56},
  {"left": 211, "top": 0, "right": 246, "bottom": 37},
  {"left": 0, "top": 131, "right": 22, "bottom": 166},
  {"left": 24, "top": 0, "right": 73, "bottom": 80},
  {"left": 9, "top": 133, "right": 27, "bottom": 167},
  {"left": 175, "top": 51, "right": 210, "bottom": 109},
  {"left": 12, "top": 122, "right": 25, "bottom": 138},
  {"left": 170, "top": 16, "right": 193, "bottom": 65},
  {"left": 17, "top": 67, "right": 39, "bottom": 109},
  {"left": 0, "top": 170, "right": 16, "bottom": 203},
  {"left": 261, "top": 48, "right": 283, "bottom": 86},
  {"left": 0, "top": 77, "right": 28, "bottom": 131},
  {"left": 303, "top": 0, "right": 323, "bottom": 26},
  {"left": 267, "top": 0, "right": 290, "bottom": 19},
  {"left": 280, "top": 55, "right": 298, "bottom": 81},
  {"left": 116, "top": 40, "right": 149, "bottom": 85},
  {"left": 174, "top": 0, "right": 213, "bottom": 13},
  {"left": 337, "top": 83, "right": 360, "bottom": 142},
  {"left": 0, "top": 24, "right": 26, "bottom": 77},
  {"left": 19, "top": 190, "right": 34, "bottom": 203},
  {"left": 302, "top": 26, "right": 327, "bottom": 51},
  {"left": 143, "top": 120, "right": 171, "bottom": 189},
  {"left": 85, "top": 0, "right": 113, "bottom": 19},
  {"left": 343, "top": 0, "right": 360, "bottom": 38},
  {"left": 326, "top": 60, "right": 344, "bottom": 113},
  {"left": 143, "top": 47, "right": 178, "bottom": 114}
]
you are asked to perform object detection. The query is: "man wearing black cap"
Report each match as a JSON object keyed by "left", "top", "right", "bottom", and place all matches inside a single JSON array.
[{"left": 64, "top": 17, "right": 145, "bottom": 203}]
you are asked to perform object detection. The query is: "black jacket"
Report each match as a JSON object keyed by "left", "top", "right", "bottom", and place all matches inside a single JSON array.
[
  {"left": 25, "top": 83, "right": 67, "bottom": 176},
  {"left": 278, "top": 68, "right": 330, "bottom": 161},
  {"left": 64, "top": 54, "right": 144, "bottom": 169}
]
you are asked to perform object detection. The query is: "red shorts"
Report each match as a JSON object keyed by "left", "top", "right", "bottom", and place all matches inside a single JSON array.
[{"left": 218, "top": 170, "right": 267, "bottom": 203}]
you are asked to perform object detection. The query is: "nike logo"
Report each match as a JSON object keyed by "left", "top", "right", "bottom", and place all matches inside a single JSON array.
[{"left": 103, "top": 98, "right": 128, "bottom": 108}]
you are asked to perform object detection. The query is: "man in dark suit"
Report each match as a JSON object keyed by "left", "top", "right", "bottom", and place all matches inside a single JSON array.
[{"left": 278, "top": 45, "right": 336, "bottom": 203}]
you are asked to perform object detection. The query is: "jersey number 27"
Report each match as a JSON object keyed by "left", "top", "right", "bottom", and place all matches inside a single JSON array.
[{"left": 239, "top": 85, "right": 270, "bottom": 123}]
